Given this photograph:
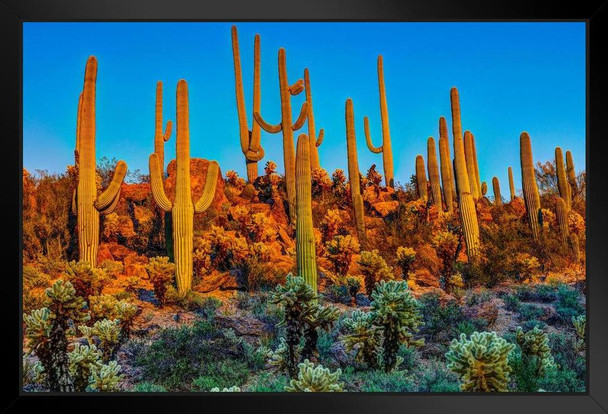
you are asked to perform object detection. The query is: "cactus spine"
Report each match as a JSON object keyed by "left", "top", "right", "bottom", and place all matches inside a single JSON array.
[
  {"left": 565, "top": 150, "right": 578, "bottom": 195},
  {"left": 345, "top": 99, "right": 368, "bottom": 249},
  {"left": 75, "top": 56, "right": 127, "bottom": 266},
  {"left": 149, "top": 80, "right": 219, "bottom": 294},
  {"left": 555, "top": 147, "right": 571, "bottom": 211},
  {"left": 415, "top": 155, "right": 428, "bottom": 202},
  {"left": 363, "top": 55, "right": 394, "bottom": 188},
  {"left": 295, "top": 133, "right": 318, "bottom": 292},
  {"left": 450, "top": 87, "right": 480, "bottom": 259},
  {"left": 231, "top": 26, "right": 265, "bottom": 182},
  {"left": 427, "top": 137, "right": 442, "bottom": 208},
  {"left": 520, "top": 132, "right": 541, "bottom": 240},
  {"left": 438, "top": 117, "right": 454, "bottom": 213},
  {"left": 508, "top": 166, "right": 516, "bottom": 201},
  {"left": 492, "top": 177, "right": 502, "bottom": 205},
  {"left": 464, "top": 131, "right": 480, "bottom": 200},
  {"left": 254, "top": 48, "right": 309, "bottom": 222},
  {"left": 555, "top": 197, "right": 569, "bottom": 243},
  {"left": 304, "top": 68, "right": 324, "bottom": 171}
]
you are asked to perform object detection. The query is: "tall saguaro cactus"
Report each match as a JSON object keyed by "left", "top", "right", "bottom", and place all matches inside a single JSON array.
[
  {"left": 492, "top": 177, "right": 502, "bottom": 205},
  {"left": 555, "top": 147, "right": 571, "bottom": 211},
  {"left": 450, "top": 87, "right": 480, "bottom": 259},
  {"left": 565, "top": 150, "right": 578, "bottom": 195},
  {"left": 520, "top": 132, "right": 541, "bottom": 240},
  {"left": 363, "top": 55, "right": 394, "bottom": 188},
  {"left": 231, "top": 25, "right": 265, "bottom": 182},
  {"left": 471, "top": 133, "right": 482, "bottom": 197},
  {"left": 75, "top": 56, "right": 128, "bottom": 266},
  {"left": 345, "top": 99, "right": 368, "bottom": 249},
  {"left": 415, "top": 155, "right": 428, "bottom": 202},
  {"left": 149, "top": 80, "right": 220, "bottom": 294},
  {"left": 555, "top": 197, "right": 569, "bottom": 243},
  {"left": 438, "top": 117, "right": 454, "bottom": 213},
  {"left": 295, "top": 133, "right": 318, "bottom": 292},
  {"left": 427, "top": 137, "right": 442, "bottom": 209},
  {"left": 464, "top": 131, "right": 480, "bottom": 200},
  {"left": 304, "top": 68, "right": 324, "bottom": 170},
  {"left": 254, "top": 48, "right": 309, "bottom": 221},
  {"left": 508, "top": 166, "right": 516, "bottom": 201}
]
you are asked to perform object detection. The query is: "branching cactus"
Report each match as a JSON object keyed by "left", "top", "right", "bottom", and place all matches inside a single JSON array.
[
  {"left": 363, "top": 55, "right": 394, "bottom": 188},
  {"left": 427, "top": 137, "right": 442, "bottom": 209},
  {"left": 345, "top": 99, "right": 368, "bottom": 249},
  {"left": 74, "top": 57, "right": 128, "bottom": 266},
  {"left": 231, "top": 25, "right": 265, "bottom": 182},
  {"left": 438, "top": 117, "right": 454, "bottom": 213},
  {"left": 492, "top": 177, "right": 502, "bottom": 205},
  {"left": 555, "top": 147, "right": 571, "bottom": 211},
  {"left": 471, "top": 133, "right": 482, "bottom": 197},
  {"left": 555, "top": 196, "right": 569, "bottom": 243},
  {"left": 565, "top": 150, "right": 578, "bottom": 195},
  {"left": 415, "top": 155, "right": 428, "bottom": 202},
  {"left": 450, "top": 87, "right": 480, "bottom": 259},
  {"left": 295, "top": 133, "right": 318, "bottom": 292},
  {"left": 520, "top": 132, "right": 542, "bottom": 240},
  {"left": 508, "top": 166, "right": 516, "bottom": 201},
  {"left": 285, "top": 359, "right": 343, "bottom": 392},
  {"left": 464, "top": 131, "right": 480, "bottom": 200},
  {"left": 304, "top": 68, "right": 324, "bottom": 170},
  {"left": 149, "top": 80, "right": 220, "bottom": 294},
  {"left": 254, "top": 48, "right": 309, "bottom": 222}
]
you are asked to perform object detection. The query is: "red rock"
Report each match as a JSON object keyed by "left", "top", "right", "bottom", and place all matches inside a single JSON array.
[
  {"left": 107, "top": 242, "right": 135, "bottom": 262},
  {"left": 195, "top": 271, "right": 238, "bottom": 293},
  {"left": 97, "top": 243, "right": 114, "bottom": 263},
  {"left": 165, "top": 158, "right": 228, "bottom": 212}
]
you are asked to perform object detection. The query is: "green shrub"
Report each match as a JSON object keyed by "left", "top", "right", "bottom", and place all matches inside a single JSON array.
[
  {"left": 191, "top": 360, "right": 250, "bottom": 391},
  {"left": 554, "top": 284, "right": 584, "bottom": 323}
]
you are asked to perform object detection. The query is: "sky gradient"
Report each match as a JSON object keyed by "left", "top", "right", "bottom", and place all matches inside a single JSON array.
[{"left": 23, "top": 22, "right": 585, "bottom": 192}]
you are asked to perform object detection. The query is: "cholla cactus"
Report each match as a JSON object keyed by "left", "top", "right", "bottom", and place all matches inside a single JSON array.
[
  {"left": 358, "top": 250, "right": 394, "bottom": 298},
  {"left": 90, "top": 360, "right": 123, "bottom": 392},
  {"left": 81, "top": 319, "right": 121, "bottom": 362},
  {"left": 432, "top": 231, "right": 459, "bottom": 291},
  {"left": 210, "top": 386, "right": 242, "bottom": 392},
  {"left": 396, "top": 246, "right": 416, "bottom": 280},
  {"left": 246, "top": 213, "right": 274, "bottom": 242},
  {"left": 115, "top": 300, "right": 138, "bottom": 339},
  {"left": 320, "top": 209, "right": 345, "bottom": 243},
  {"left": 446, "top": 331, "right": 515, "bottom": 392},
  {"left": 325, "top": 235, "right": 360, "bottom": 276},
  {"left": 89, "top": 294, "right": 119, "bottom": 321},
  {"left": 64, "top": 260, "right": 109, "bottom": 299},
  {"left": 266, "top": 337, "right": 301, "bottom": 374},
  {"left": 516, "top": 326, "right": 555, "bottom": 377},
  {"left": 301, "top": 304, "right": 340, "bottom": 361},
  {"left": 341, "top": 309, "right": 381, "bottom": 368},
  {"left": 346, "top": 277, "right": 361, "bottom": 306},
  {"left": 572, "top": 315, "right": 585, "bottom": 352},
  {"left": 145, "top": 256, "right": 175, "bottom": 307},
  {"left": 68, "top": 343, "right": 103, "bottom": 391},
  {"left": 371, "top": 280, "right": 424, "bottom": 372},
  {"left": 284, "top": 359, "right": 343, "bottom": 392}
]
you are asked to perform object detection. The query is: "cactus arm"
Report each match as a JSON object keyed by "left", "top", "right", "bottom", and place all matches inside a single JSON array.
[
  {"left": 249, "top": 33, "right": 263, "bottom": 153},
  {"left": 72, "top": 189, "right": 77, "bottom": 215},
  {"left": 363, "top": 116, "right": 383, "bottom": 154},
  {"left": 253, "top": 111, "right": 282, "bottom": 133},
  {"left": 149, "top": 153, "right": 173, "bottom": 212},
  {"left": 316, "top": 129, "right": 324, "bottom": 147},
  {"left": 245, "top": 144, "right": 265, "bottom": 162},
  {"left": 94, "top": 160, "right": 127, "bottom": 211},
  {"left": 194, "top": 161, "right": 219, "bottom": 213},
  {"left": 163, "top": 120, "right": 172, "bottom": 142},
  {"left": 231, "top": 25, "right": 252, "bottom": 154},
  {"left": 289, "top": 79, "right": 304, "bottom": 95},
  {"left": 292, "top": 102, "right": 309, "bottom": 131},
  {"left": 98, "top": 188, "right": 121, "bottom": 215}
]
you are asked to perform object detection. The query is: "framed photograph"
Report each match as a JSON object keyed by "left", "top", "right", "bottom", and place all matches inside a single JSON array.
[{"left": 3, "top": 0, "right": 607, "bottom": 413}]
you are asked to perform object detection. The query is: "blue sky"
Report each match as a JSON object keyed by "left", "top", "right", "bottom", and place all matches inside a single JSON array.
[{"left": 23, "top": 22, "right": 585, "bottom": 191}]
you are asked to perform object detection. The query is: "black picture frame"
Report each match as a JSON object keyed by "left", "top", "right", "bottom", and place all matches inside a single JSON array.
[{"left": 2, "top": 1, "right": 607, "bottom": 413}]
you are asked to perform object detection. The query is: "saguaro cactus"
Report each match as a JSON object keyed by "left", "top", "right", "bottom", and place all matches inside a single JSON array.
[
  {"left": 492, "top": 177, "right": 502, "bottom": 205},
  {"left": 555, "top": 197, "right": 569, "bottom": 243},
  {"left": 565, "top": 150, "right": 578, "bottom": 195},
  {"left": 149, "top": 80, "right": 219, "bottom": 294},
  {"left": 345, "top": 99, "right": 368, "bottom": 249},
  {"left": 232, "top": 25, "right": 265, "bottom": 183},
  {"left": 481, "top": 182, "right": 488, "bottom": 196},
  {"left": 450, "top": 87, "right": 480, "bottom": 259},
  {"left": 75, "top": 56, "right": 127, "bottom": 266},
  {"left": 254, "top": 48, "right": 309, "bottom": 222},
  {"left": 508, "top": 166, "right": 516, "bottom": 201},
  {"left": 415, "top": 155, "right": 428, "bottom": 202},
  {"left": 438, "top": 117, "right": 454, "bottom": 213},
  {"left": 295, "top": 133, "right": 318, "bottom": 292},
  {"left": 304, "top": 68, "right": 325, "bottom": 171},
  {"left": 363, "top": 55, "right": 394, "bottom": 188},
  {"left": 555, "top": 147, "right": 571, "bottom": 211},
  {"left": 520, "top": 132, "right": 542, "bottom": 240},
  {"left": 464, "top": 131, "right": 480, "bottom": 200},
  {"left": 471, "top": 133, "right": 482, "bottom": 197},
  {"left": 427, "top": 137, "right": 442, "bottom": 209}
]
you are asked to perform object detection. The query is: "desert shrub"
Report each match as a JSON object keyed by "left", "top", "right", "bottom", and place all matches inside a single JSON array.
[
  {"left": 238, "top": 244, "right": 285, "bottom": 291},
  {"left": 99, "top": 260, "right": 124, "bottom": 278},
  {"left": 246, "top": 372, "right": 289, "bottom": 392},
  {"left": 145, "top": 256, "right": 175, "bottom": 307},
  {"left": 191, "top": 360, "right": 250, "bottom": 391},
  {"left": 311, "top": 168, "right": 332, "bottom": 198},
  {"left": 284, "top": 359, "right": 343, "bottom": 392},
  {"left": 358, "top": 250, "right": 394, "bottom": 297},
  {"left": 518, "top": 303, "right": 546, "bottom": 322},
  {"left": 131, "top": 382, "right": 167, "bottom": 392},
  {"left": 418, "top": 293, "right": 466, "bottom": 346},
  {"left": 324, "top": 284, "right": 351, "bottom": 305},
  {"left": 554, "top": 284, "right": 584, "bottom": 323},
  {"left": 23, "top": 265, "right": 51, "bottom": 289},
  {"left": 64, "top": 261, "right": 109, "bottom": 299},
  {"left": 246, "top": 213, "right": 275, "bottom": 243},
  {"left": 464, "top": 289, "right": 495, "bottom": 306},
  {"left": 446, "top": 331, "right": 515, "bottom": 392},
  {"left": 325, "top": 235, "right": 359, "bottom": 276},
  {"left": 503, "top": 293, "right": 521, "bottom": 312},
  {"left": 205, "top": 225, "right": 249, "bottom": 271},
  {"left": 432, "top": 231, "right": 458, "bottom": 289}
]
